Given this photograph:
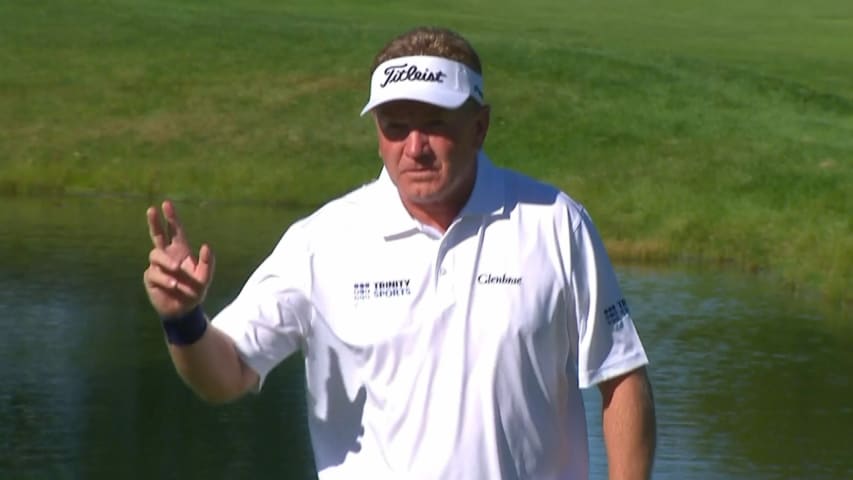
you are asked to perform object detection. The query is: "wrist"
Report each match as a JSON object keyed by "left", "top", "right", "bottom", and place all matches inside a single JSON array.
[{"left": 161, "top": 306, "right": 208, "bottom": 346}]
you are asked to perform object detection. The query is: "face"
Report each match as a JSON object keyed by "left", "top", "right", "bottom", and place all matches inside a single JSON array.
[{"left": 373, "top": 100, "right": 489, "bottom": 211}]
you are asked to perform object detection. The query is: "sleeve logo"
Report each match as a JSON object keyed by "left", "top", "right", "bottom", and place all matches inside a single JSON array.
[{"left": 603, "top": 298, "right": 630, "bottom": 331}]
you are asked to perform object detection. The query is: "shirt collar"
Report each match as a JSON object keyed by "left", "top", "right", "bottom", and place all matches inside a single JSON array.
[
  {"left": 374, "top": 167, "right": 421, "bottom": 238},
  {"left": 460, "top": 151, "right": 506, "bottom": 218},
  {"left": 373, "top": 151, "right": 506, "bottom": 238}
]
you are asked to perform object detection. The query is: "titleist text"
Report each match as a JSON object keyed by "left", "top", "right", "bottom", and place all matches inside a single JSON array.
[{"left": 380, "top": 64, "right": 447, "bottom": 88}]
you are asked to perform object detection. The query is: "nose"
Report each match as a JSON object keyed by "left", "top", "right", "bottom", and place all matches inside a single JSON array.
[{"left": 404, "top": 129, "right": 430, "bottom": 159}]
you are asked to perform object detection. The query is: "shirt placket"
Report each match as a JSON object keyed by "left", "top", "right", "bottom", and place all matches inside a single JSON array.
[{"left": 434, "top": 235, "right": 455, "bottom": 304}]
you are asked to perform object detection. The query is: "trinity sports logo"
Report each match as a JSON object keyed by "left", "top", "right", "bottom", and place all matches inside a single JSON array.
[{"left": 353, "top": 279, "right": 412, "bottom": 301}]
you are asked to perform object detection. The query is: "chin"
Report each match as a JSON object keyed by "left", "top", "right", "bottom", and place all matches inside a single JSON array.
[
  {"left": 399, "top": 179, "right": 440, "bottom": 196},
  {"left": 401, "top": 187, "right": 445, "bottom": 205}
]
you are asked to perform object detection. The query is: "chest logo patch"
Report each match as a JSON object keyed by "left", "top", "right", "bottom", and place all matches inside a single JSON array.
[
  {"left": 477, "top": 273, "right": 522, "bottom": 285},
  {"left": 353, "top": 279, "right": 412, "bottom": 301}
]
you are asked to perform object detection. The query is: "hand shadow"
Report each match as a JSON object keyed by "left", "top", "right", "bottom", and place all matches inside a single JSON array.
[{"left": 308, "top": 346, "right": 367, "bottom": 470}]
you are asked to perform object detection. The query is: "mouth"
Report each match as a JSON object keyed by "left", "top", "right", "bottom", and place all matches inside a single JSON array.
[{"left": 400, "top": 167, "right": 439, "bottom": 178}]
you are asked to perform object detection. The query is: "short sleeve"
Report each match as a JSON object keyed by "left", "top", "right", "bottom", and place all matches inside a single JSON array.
[
  {"left": 568, "top": 207, "right": 649, "bottom": 389},
  {"left": 211, "top": 222, "right": 314, "bottom": 390}
]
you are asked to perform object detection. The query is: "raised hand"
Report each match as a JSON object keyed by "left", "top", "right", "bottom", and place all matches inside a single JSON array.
[{"left": 143, "top": 200, "right": 215, "bottom": 318}]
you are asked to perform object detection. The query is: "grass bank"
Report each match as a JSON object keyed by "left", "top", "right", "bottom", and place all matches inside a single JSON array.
[{"left": 1, "top": 0, "right": 850, "bottom": 305}]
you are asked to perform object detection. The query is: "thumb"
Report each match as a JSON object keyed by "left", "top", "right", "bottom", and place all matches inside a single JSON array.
[{"left": 195, "top": 243, "right": 215, "bottom": 286}]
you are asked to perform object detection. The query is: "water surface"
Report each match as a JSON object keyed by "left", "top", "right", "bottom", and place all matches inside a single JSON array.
[{"left": 0, "top": 196, "right": 850, "bottom": 479}]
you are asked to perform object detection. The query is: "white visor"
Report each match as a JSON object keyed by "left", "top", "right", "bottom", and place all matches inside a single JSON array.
[{"left": 360, "top": 55, "right": 484, "bottom": 116}]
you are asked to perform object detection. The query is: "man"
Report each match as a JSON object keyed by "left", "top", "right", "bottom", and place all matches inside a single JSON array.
[{"left": 144, "top": 26, "right": 656, "bottom": 480}]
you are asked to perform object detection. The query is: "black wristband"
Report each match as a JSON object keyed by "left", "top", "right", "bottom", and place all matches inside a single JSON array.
[{"left": 161, "top": 306, "right": 208, "bottom": 346}]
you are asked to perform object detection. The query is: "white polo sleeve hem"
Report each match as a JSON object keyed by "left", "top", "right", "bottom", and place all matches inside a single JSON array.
[
  {"left": 578, "top": 352, "right": 649, "bottom": 389},
  {"left": 209, "top": 318, "right": 275, "bottom": 393},
  {"left": 211, "top": 291, "right": 310, "bottom": 391}
]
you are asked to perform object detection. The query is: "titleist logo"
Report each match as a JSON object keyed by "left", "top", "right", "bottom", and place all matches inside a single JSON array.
[{"left": 380, "top": 63, "right": 447, "bottom": 88}]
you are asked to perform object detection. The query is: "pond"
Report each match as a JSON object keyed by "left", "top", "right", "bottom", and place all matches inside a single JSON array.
[{"left": 0, "top": 196, "right": 850, "bottom": 479}]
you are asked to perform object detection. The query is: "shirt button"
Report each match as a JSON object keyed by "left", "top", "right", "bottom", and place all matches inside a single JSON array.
[{"left": 440, "top": 268, "right": 447, "bottom": 276}]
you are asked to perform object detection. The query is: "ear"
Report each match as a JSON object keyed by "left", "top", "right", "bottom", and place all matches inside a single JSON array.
[{"left": 472, "top": 105, "right": 491, "bottom": 149}]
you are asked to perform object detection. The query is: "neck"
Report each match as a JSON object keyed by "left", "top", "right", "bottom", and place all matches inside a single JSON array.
[{"left": 402, "top": 199, "right": 466, "bottom": 233}]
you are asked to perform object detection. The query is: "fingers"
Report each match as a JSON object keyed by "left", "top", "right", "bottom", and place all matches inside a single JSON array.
[
  {"left": 144, "top": 201, "right": 214, "bottom": 317},
  {"left": 145, "top": 259, "right": 206, "bottom": 300},
  {"left": 148, "top": 248, "right": 207, "bottom": 298},
  {"left": 147, "top": 206, "right": 167, "bottom": 249},
  {"left": 149, "top": 248, "right": 181, "bottom": 273},
  {"left": 147, "top": 200, "right": 188, "bottom": 249},
  {"left": 162, "top": 200, "right": 189, "bottom": 246},
  {"left": 143, "top": 268, "right": 197, "bottom": 315},
  {"left": 144, "top": 263, "right": 181, "bottom": 291},
  {"left": 195, "top": 244, "right": 216, "bottom": 285}
]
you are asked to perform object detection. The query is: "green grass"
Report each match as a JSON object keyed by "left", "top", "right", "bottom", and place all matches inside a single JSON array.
[{"left": 1, "top": 0, "right": 851, "bottom": 306}]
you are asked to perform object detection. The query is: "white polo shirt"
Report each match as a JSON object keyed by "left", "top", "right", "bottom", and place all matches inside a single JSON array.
[{"left": 212, "top": 152, "right": 649, "bottom": 480}]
